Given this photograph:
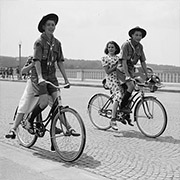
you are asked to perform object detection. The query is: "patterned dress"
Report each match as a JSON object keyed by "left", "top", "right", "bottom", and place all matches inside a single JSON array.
[{"left": 102, "top": 55, "right": 123, "bottom": 102}]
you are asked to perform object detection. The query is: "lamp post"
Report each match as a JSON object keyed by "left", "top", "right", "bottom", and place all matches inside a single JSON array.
[{"left": 19, "top": 41, "right": 22, "bottom": 80}]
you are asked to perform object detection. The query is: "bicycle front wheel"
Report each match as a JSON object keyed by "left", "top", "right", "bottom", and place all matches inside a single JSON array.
[
  {"left": 87, "top": 93, "right": 112, "bottom": 130},
  {"left": 134, "top": 96, "right": 167, "bottom": 138},
  {"left": 51, "top": 107, "right": 86, "bottom": 162},
  {"left": 15, "top": 108, "right": 38, "bottom": 148}
]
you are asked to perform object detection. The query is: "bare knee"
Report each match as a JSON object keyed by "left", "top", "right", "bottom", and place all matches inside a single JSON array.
[
  {"left": 126, "top": 81, "right": 135, "bottom": 92},
  {"left": 39, "top": 95, "right": 49, "bottom": 109}
]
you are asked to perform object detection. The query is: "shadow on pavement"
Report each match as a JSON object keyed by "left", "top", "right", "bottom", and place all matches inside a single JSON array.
[
  {"left": 31, "top": 146, "right": 101, "bottom": 169},
  {"left": 111, "top": 130, "right": 180, "bottom": 144}
]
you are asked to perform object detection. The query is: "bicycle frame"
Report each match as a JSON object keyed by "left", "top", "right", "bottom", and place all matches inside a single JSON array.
[
  {"left": 39, "top": 97, "right": 60, "bottom": 130},
  {"left": 99, "top": 83, "right": 157, "bottom": 121},
  {"left": 88, "top": 79, "right": 167, "bottom": 138},
  {"left": 99, "top": 94, "right": 114, "bottom": 119},
  {"left": 31, "top": 81, "right": 71, "bottom": 137}
]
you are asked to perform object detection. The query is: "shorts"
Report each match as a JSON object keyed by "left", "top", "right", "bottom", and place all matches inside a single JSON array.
[
  {"left": 31, "top": 76, "right": 59, "bottom": 96},
  {"left": 17, "top": 79, "right": 39, "bottom": 114},
  {"left": 116, "top": 66, "right": 135, "bottom": 84}
]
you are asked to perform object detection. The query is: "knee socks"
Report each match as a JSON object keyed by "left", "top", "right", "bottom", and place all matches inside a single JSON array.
[
  {"left": 121, "top": 91, "right": 131, "bottom": 108},
  {"left": 28, "top": 105, "right": 44, "bottom": 124}
]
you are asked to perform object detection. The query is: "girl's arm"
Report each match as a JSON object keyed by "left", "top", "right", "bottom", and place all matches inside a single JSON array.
[
  {"left": 21, "top": 61, "right": 35, "bottom": 74},
  {"left": 103, "top": 63, "right": 118, "bottom": 75}
]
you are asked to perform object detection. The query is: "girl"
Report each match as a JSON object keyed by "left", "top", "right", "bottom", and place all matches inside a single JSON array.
[
  {"left": 5, "top": 56, "right": 39, "bottom": 138},
  {"left": 101, "top": 41, "right": 127, "bottom": 131}
]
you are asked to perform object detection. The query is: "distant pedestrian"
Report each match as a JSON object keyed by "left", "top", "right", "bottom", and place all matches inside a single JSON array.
[
  {"left": 5, "top": 67, "right": 8, "bottom": 78},
  {"left": 9, "top": 67, "right": 14, "bottom": 79},
  {"left": 1, "top": 67, "right": 6, "bottom": 78},
  {"left": 16, "top": 67, "right": 20, "bottom": 79}
]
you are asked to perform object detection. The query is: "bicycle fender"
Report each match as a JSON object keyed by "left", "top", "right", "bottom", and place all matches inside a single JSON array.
[{"left": 143, "top": 96, "right": 157, "bottom": 100}]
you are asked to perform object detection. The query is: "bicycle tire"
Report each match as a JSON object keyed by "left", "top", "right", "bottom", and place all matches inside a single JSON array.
[
  {"left": 134, "top": 96, "right": 167, "bottom": 138},
  {"left": 87, "top": 93, "right": 112, "bottom": 130},
  {"left": 14, "top": 107, "right": 38, "bottom": 148},
  {"left": 51, "top": 107, "right": 86, "bottom": 162}
]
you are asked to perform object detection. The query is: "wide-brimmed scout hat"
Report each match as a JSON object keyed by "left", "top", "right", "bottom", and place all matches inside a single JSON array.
[
  {"left": 128, "top": 26, "right": 147, "bottom": 38},
  {"left": 38, "top": 13, "right": 59, "bottom": 33}
]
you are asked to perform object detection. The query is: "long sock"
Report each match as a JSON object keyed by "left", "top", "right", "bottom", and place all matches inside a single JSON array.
[
  {"left": 121, "top": 91, "right": 131, "bottom": 108},
  {"left": 28, "top": 105, "right": 44, "bottom": 124}
]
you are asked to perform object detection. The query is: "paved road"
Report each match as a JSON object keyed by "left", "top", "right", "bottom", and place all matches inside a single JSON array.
[{"left": 0, "top": 81, "right": 180, "bottom": 180}]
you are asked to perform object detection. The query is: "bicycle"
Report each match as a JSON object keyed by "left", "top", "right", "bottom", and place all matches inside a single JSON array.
[
  {"left": 13, "top": 81, "right": 86, "bottom": 162},
  {"left": 87, "top": 77, "right": 167, "bottom": 138}
]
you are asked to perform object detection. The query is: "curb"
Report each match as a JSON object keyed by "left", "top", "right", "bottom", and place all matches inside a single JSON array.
[{"left": 0, "top": 141, "right": 108, "bottom": 180}]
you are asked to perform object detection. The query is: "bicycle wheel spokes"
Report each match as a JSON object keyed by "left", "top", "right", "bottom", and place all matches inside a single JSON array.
[
  {"left": 51, "top": 108, "right": 86, "bottom": 162},
  {"left": 135, "top": 97, "right": 167, "bottom": 138},
  {"left": 88, "top": 93, "right": 112, "bottom": 130}
]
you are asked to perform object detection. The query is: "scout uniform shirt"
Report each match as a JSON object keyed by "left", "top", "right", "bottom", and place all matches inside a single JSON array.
[
  {"left": 119, "top": 39, "right": 146, "bottom": 73},
  {"left": 31, "top": 32, "right": 64, "bottom": 84}
]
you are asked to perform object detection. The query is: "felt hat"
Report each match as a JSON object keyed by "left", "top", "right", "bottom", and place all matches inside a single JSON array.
[
  {"left": 38, "top": 13, "right": 59, "bottom": 33},
  {"left": 128, "top": 26, "right": 147, "bottom": 38}
]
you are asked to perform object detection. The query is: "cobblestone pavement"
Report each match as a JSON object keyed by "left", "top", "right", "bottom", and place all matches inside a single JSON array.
[{"left": 0, "top": 81, "right": 180, "bottom": 180}]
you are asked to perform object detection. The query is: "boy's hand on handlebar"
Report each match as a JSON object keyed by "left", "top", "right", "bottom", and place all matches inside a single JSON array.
[
  {"left": 145, "top": 77, "right": 151, "bottom": 84},
  {"left": 64, "top": 79, "right": 70, "bottom": 88},
  {"left": 125, "top": 76, "right": 132, "bottom": 81},
  {"left": 38, "top": 77, "right": 46, "bottom": 84},
  {"left": 64, "top": 83, "right": 70, "bottom": 88}
]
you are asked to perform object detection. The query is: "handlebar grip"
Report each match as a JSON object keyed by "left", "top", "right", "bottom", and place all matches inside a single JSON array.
[{"left": 64, "top": 83, "right": 70, "bottom": 88}]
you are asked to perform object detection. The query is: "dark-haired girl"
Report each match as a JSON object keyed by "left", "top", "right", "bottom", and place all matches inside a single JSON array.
[{"left": 102, "top": 41, "right": 126, "bottom": 130}]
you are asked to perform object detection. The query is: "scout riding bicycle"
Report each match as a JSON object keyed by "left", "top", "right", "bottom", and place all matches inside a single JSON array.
[
  {"left": 13, "top": 81, "right": 86, "bottom": 162},
  {"left": 87, "top": 75, "right": 167, "bottom": 138}
]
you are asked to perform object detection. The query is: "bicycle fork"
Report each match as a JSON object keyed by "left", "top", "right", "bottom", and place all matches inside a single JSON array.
[
  {"left": 58, "top": 107, "right": 73, "bottom": 136},
  {"left": 141, "top": 98, "right": 153, "bottom": 119}
]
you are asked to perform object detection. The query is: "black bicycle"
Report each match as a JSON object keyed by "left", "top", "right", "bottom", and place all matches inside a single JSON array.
[
  {"left": 13, "top": 81, "right": 86, "bottom": 162},
  {"left": 87, "top": 77, "right": 167, "bottom": 138}
]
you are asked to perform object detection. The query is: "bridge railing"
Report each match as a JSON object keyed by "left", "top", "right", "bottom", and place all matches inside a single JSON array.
[{"left": 57, "top": 69, "right": 180, "bottom": 83}]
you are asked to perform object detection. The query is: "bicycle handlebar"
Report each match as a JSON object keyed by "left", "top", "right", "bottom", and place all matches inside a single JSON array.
[
  {"left": 130, "top": 77, "right": 163, "bottom": 89},
  {"left": 44, "top": 80, "right": 70, "bottom": 89}
]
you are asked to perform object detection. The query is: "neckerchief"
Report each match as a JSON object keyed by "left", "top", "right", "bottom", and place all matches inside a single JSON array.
[
  {"left": 127, "top": 39, "right": 136, "bottom": 57},
  {"left": 41, "top": 33, "right": 55, "bottom": 70}
]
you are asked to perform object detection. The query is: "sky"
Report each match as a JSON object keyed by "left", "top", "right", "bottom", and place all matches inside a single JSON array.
[{"left": 0, "top": 0, "right": 180, "bottom": 66}]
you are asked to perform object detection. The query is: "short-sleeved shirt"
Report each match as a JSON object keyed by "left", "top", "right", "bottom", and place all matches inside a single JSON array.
[
  {"left": 119, "top": 39, "right": 146, "bottom": 70},
  {"left": 31, "top": 32, "right": 64, "bottom": 84}
]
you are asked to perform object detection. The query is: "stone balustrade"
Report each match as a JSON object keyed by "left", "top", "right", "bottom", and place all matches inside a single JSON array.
[{"left": 57, "top": 69, "right": 180, "bottom": 83}]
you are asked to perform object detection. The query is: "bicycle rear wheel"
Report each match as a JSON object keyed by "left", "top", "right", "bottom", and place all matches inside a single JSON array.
[
  {"left": 134, "top": 96, "right": 167, "bottom": 138},
  {"left": 51, "top": 107, "right": 86, "bottom": 162},
  {"left": 87, "top": 93, "right": 112, "bottom": 130},
  {"left": 14, "top": 107, "right": 38, "bottom": 148}
]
